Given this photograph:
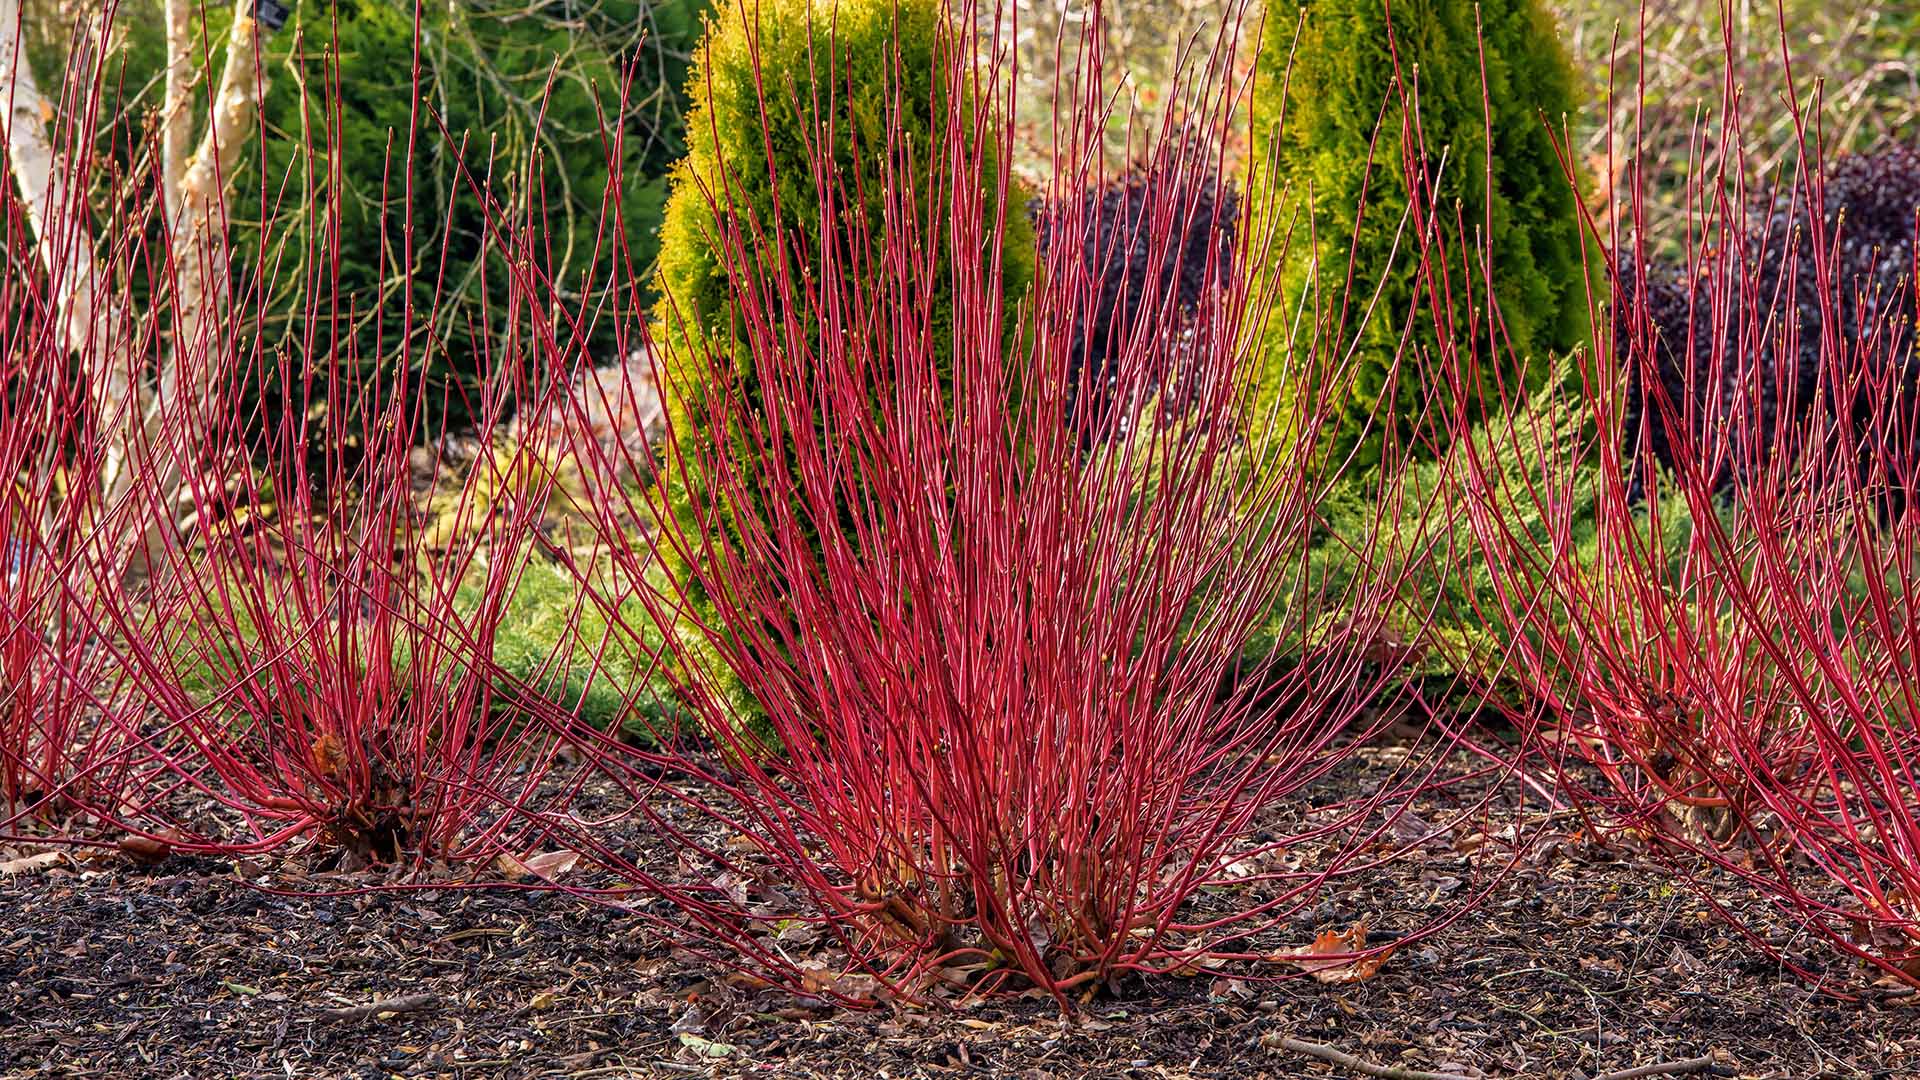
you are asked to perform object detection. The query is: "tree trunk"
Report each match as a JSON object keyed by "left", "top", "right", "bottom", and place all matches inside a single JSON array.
[{"left": 2, "top": 3, "right": 270, "bottom": 579}]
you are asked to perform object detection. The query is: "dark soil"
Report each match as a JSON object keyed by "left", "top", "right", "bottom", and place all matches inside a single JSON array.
[{"left": 2, "top": 748, "right": 1916, "bottom": 1080}]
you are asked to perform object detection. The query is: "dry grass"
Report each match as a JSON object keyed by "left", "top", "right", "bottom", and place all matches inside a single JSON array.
[
  {"left": 1550, "top": 0, "right": 1920, "bottom": 245},
  {"left": 1005, "top": 1, "right": 1920, "bottom": 236}
]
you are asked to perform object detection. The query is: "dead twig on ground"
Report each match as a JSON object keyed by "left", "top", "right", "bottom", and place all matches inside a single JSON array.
[
  {"left": 314, "top": 993, "right": 442, "bottom": 1024},
  {"left": 1262, "top": 1035, "right": 1484, "bottom": 1080},
  {"left": 1589, "top": 1055, "right": 1721, "bottom": 1080}
]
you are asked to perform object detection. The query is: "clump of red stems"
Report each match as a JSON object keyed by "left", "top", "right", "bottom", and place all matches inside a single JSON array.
[
  {"left": 0, "top": 19, "right": 192, "bottom": 836},
  {"left": 1452, "top": 12, "right": 1920, "bottom": 990},
  {"left": 520, "top": 1, "right": 1508, "bottom": 1008},
  {"left": 5, "top": 14, "right": 593, "bottom": 867},
  {"left": 0, "top": 296, "right": 141, "bottom": 833}
]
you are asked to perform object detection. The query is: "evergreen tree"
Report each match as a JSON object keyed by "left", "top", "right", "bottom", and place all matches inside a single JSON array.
[{"left": 1250, "top": 0, "right": 1589, "bottom": 468}]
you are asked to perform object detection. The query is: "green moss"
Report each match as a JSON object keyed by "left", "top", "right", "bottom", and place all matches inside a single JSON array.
[
  {"left": 1249, "top": 0, "right": 1590, "bottom": 469},
  {"left": 473, "top": 561, "right": 693, "bottom": 746}
]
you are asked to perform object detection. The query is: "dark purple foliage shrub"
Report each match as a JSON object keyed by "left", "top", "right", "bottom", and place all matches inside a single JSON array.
[
  {"left": 1616, "top": 147, "right": 1920, "bottom": 492},
  {"left": 1030, "top": 156, "right": 1238, "bottom": 424}
]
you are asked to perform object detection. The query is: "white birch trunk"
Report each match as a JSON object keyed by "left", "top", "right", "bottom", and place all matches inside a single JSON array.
[
  {"left": 0, "top": 4, "right": 146, "bottom": 502},
  {"left": 2, "top": 3, "right": 271, "bottom": 580}
]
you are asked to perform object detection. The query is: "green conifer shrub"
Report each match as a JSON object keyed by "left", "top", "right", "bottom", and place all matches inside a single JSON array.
[
  {"left": 50, "top": 0, "right": 705, "bottom": 432},
  {"left": 651, "top": 0, "right": 1035, "bottom": 718},
  {"left": 1249, "top": 0, "right": 1589, "bottom": 468}
]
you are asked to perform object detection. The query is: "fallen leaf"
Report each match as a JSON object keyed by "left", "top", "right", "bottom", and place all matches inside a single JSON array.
[
  {"left": 522, "top": 849, "right": 579, "bottom": 879},
  {"left": 797, "top": 961, "right": 880, "bottom": 1001},
  {"left": 495, "top": 849, "right": 579, "bottom": 882},
  {"left": 118, "top": 834, "right": 175, "bottom": 866},
  {"left": 1267, "top": 920, "right": 1394, "bottom": 984},
  {"left": 678, "top": 1032, "right": 738, "bottom": 1060},
  {"left": 1668, "top": 944, "right": 1706, "bottom": 975},
  {"left": 308, "top": 733, "right": 347, "bottom": 780},
  {"left": 0, "top": 851, "right": 62, "bottom": 876},
  {"left": 711, "top": 871, "right": 749, "bottom": 906}
]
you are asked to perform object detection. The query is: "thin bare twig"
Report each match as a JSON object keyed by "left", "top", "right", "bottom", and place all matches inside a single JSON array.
[
  {"left": 1589, "top": 1055, "right": 1720, "bottom": 1080},
  {"left": 1263, "top": 1035, "right": 1483, "bottom": 1080},
  {"left": 315, "top": 993, "right": 443, "bottom": 1024}
]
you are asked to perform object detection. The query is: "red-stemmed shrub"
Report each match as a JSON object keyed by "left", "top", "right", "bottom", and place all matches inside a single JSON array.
[
  {"left": 0, "top": 27, "right": 186, "bottom": 835},
  {"left": 0, "top": 291, "right": 135, "bottom": 832},
  {"left": 520, "top": 2, "right": 1501, "bottom": 1007},
  {"left": 1453, "top": 21, "right": 1920, "bottom": 988},
  {"left": 14, "top": 28, "right": 597, "bottom": 867}
]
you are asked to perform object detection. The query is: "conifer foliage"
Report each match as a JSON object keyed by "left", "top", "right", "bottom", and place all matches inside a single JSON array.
[{"left": 1249, "top": 0, "right": 1588, "bottom": 466}]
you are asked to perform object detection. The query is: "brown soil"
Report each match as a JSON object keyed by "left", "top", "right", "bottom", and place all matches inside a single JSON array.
[{"left": 3, "top": 747, "right": 1916, "bottom": 1080}]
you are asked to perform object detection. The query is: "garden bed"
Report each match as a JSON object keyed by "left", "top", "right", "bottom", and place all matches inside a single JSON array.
[{"left": 3, "top": 746, "right": 1912, "bottom": 1080}]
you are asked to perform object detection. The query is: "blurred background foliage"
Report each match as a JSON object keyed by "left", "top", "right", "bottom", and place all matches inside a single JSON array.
[
  {"left": 26, "top": 0, "right": 708, "bottom": 431},
  {"left": 997, "top": 0, "right": 1920, "bottom": 232},
  {"left": 1545, "top": 0, "right": 1920, "bottom": 250},
  {"left": 24, "top": 0, "right": 1919, "bottom": 430}
]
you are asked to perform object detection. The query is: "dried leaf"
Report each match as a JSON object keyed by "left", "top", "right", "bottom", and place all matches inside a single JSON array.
[
  {"left": 495, "top": 849, "right": 580, "bottom": 882},
  {"left": 1267, "top": 920, "right": 1394, "bottom": 984},
  {"left": 308, "top": 733, "right": 347, "bottom": 780},
  {"left": 0, "top": 851, "right": 62, "bottom": 876},
  {"left": 522, "top": 850, "right": 579, "bottom": 879},
  {"left": 797, "top": 962, "right": 880, "bottom": 1001},
  {"left": 678, "top": 1032, "right": 738, "bottom": 1060},
  {"left": 118, "top": 834, "right": 174, "bottom": 866},
  {"left": 711, "top": 871, "right": 749, "bottom": 906}
]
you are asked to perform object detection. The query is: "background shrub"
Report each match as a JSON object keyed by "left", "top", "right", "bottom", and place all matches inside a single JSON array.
[
  {"left": 1029, "top": 161, "right": 1239, "bottom": 425},
  {"left": 1617, "top": 147, "right": 1920, "bottom": 492},
  {"left": 1249, "top": 0, "right": 1589, "bottom": 468},
  {"left": 31, "top": 0, "right": 705, "bottom": 433},
  {"left": 651, "top": 0, "right": 1035, "bottom": 711}
]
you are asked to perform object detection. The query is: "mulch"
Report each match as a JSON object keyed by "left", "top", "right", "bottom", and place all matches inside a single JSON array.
[{"left": 3, "top": 746, "right": 1917, "bottom": 1080}]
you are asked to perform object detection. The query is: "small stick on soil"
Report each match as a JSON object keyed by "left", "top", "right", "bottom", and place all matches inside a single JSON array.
[
  {"left": 1589, "top": 1056, "right": 1719, "bottom": 1080},
  {"left": 315, "top": 992, "right": 442, "bottom": 1024},
  {"left": 1265, "top": 1035, "right": 1481, "bottom": 1080}
]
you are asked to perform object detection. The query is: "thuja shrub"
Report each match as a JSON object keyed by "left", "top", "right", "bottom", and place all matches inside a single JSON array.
[
  {"left": 652, "top": 0, "right": 1036, "bottom": 706},
  {"left": 538, "top": 8, "right": 1492, "bottom": 1007},
  {"left": 1249, "top": 0, "right": 1588, "bottom": 468}
]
